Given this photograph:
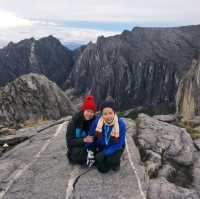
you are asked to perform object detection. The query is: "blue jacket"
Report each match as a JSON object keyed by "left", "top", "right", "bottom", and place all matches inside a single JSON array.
[{"left": 89, "top": 115, "right": 126, "bottom": 156}]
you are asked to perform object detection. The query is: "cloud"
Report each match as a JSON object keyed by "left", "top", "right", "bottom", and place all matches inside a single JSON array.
[
  {"left": 0, "top": 0, "right": 199, "bottom": 48},
  {"left": 0, "top": 0, "right": 199, "bottom": 24},
  {"left": 0, "top": 10, "right": 32, "bottom": 28},
  {"left": 0, "top": 19, "right": 118, "bottom": 48}
]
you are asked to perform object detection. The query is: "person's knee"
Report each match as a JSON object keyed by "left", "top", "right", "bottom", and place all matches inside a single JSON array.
[
  {"left": 69, "top": 155, "right": 86, "bottom": 165},
  {"left": 106, "top": 151, "right": 122, "bottom": 166},
  {"left": 107, "top": 157, "right": 120, "bottom": 166},
  {"left": 95, "top": 151, "right": 105, "bottom": 163}
]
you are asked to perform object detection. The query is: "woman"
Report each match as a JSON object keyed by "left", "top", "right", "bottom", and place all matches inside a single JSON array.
[
  {"left": 66, "top": 96, "right": 96, "bottom": 165},
  {"left": 90, "top": 99, "right": 126, "bottom": 173}
]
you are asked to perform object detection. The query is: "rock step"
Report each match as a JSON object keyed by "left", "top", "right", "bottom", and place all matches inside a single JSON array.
[{"left": 0, "top": 118, "right": 147, "bottom": 199}]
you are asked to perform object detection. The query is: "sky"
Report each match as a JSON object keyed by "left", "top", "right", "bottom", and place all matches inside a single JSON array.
[{"left": 0, "top": 0, "right": 199, "bottom": 48}]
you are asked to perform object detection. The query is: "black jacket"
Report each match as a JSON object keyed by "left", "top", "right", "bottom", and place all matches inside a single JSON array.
[{"left": 66, "top": 111, "right": 95, "bottom": 149}]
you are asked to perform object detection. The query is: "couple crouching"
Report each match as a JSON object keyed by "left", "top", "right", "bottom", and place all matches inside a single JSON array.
[{"left": 66, "top": 96, "right": 126, "bottom": 173}]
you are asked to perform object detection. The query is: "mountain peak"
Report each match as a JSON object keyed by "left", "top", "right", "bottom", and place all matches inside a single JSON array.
[
  {"left": 0, "top": 35, "right": 73, "bottom": 88},
  {"left": 38, "top": 35, "right": 60, "bottom": 43}
]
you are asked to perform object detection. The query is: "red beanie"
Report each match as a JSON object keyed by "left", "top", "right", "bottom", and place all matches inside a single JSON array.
[{"left": 81, "top": 96, "right": 96, "bottom": 112}]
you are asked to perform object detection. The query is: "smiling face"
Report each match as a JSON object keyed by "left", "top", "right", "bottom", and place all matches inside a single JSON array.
[
  {"left": 83, "top": 109, "right": 95, "bottom": 120},
  {"left": 102, "top": 107, "right": 115, "bottom": 123}
]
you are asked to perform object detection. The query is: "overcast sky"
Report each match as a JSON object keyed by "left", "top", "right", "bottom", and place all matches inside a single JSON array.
[{"left": 0, "top": 0, "right": 199, "bottom": 48}]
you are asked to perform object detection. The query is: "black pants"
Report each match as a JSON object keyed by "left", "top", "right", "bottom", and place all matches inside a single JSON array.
[
  {"left": 95, "top": 147, "right": 125, "bottom": 173},
  {"left": 67, "top": 147, "right": 87, "bottom": 165}
]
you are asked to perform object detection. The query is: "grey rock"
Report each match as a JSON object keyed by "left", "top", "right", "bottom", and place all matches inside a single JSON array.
[
  {"left": 0, "top": 73, "right": 76, "bottom": 127},
  {"left": 0, "top": 118, "right": 148, "bottom": 199},
  {"left": 176, "top": 55, "right": 200, "bottom": 121},
  {"left": 135, "top": 114, "right": 200, "bottom": 197},
  {"left": 1, "top": 114, "right": 199, "bottom": 198},
  {"left": 0, "top": 117, "right": 72, "bottom": 155},
  {"left": 157, "top": 164, "right": 176, "bottom": 181},
  {"left": 153, "top": 114, "right": 176, "bottom": 123},
  {"left": 0, "top": 128, "right": 16, "bottom": 136},
  {"left": 136, "top": 113, "right": 195, "bottom": 167},
  {"left": 192, "top": 155, "right": 200, "bottom": 193},
  {"left": 194, "top": 126, "right": 200, "bottom": 133},
  {"left": 145, "top": 150, "right": 162, "bottom": 178},
  {"left": 147, "top": 178, "right": 199, "bottom": 199},
  {"left": 124, "top": 118, "right": 137, "bottom": 137},
  {"left": 0, "top": 135, "right": 28, "bottom": 146},
  {"left": 0, "top": 120, "right": 69, "bottom": 199},
  {"left": 194, "top": 139, "right": 200, "bottom": 151}
]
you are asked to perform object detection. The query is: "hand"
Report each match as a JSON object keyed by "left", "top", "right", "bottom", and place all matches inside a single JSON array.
[
  {"left": 83, "top": 136, "right": 94, "bottom": 143},
  {"left": 86, "top": 150, "right": 95, "bottom": 167}
]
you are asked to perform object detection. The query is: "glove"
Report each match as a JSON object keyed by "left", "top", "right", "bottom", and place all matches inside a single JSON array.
[{"left": 86, "top": 150, "right": 95, "bottom": 167}]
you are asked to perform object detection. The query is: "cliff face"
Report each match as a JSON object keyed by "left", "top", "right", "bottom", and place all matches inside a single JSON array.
[
  {"left": 0, "top": 36, "right": 73, "bottom": 88},
  {"left": 65, "top": 25, "right": 200, "bottom": 110},
  {"left": 176, "top": 54, "right": 200, "bottom": 120},
  {"left": 1, "top": 25, "right": 200, "bottom": 112},
  {"left": 0, "top": 73, "right": 76, "bottom": 127}
]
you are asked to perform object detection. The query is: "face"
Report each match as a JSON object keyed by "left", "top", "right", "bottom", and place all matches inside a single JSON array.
[
  {"left": 102, "top": 107, "right": 115, "bottom": 123},
  {"left": 83, "top": 109, "right": 95, "bottom": 120}
]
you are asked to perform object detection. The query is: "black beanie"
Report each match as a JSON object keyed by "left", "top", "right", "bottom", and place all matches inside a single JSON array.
[{"left": 100, "top": 100, "right": 116, "bottom": 112}]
